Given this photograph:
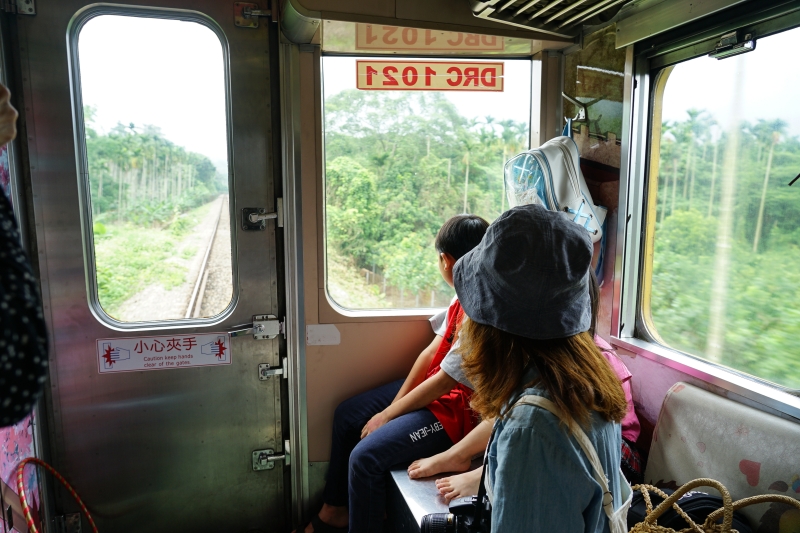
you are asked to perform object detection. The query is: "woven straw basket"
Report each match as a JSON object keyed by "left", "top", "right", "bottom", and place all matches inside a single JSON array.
[{"left": 629, "top": 478, "right": 800, "bottom": 533}]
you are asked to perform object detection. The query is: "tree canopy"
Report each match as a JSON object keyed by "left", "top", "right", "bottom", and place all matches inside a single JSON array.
[
  {"left": 324, "top": 90, "right": 527, "bottom": 308},
  {"left": 652, "top": 109, "right": 800, "bottom": 388},
  {"left": 85, "top": 105, "right": 227, "bottom": 228}
]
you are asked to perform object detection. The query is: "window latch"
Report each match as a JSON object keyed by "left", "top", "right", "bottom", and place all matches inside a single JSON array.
[
  {"left": 243, "top": 6, "right": 270, "bottom": 18},
  {"left": 709, "top": 31, "right": 756, "bottom": 60},
  {"left": 234, "top": 2, "right": 278, "bottom": 28},
  {"left": 258, "top": 357, "right": 288, "bottom": 380},
  {"left": 242, "top": 206, "right": 281, "bottom": 230},
  {"left": 1, "top": 0, "right": 35, "bottom": 15},
  {"left": 252, "top": 440, "right": 291, "bottom": 471},
  {"left": 229, "top": 315, "right": 284, "bottom": 340}
]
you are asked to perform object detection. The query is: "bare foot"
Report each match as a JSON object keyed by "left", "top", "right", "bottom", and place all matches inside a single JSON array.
[
  {"left": 291, "top": 504, "right": 348, "bottom": 533},
  {"left": 435, "top": 468, "right": 483, "bottom": 502},
  {"left": 408, "top": 451, "right": 472, "bottom": 479}
]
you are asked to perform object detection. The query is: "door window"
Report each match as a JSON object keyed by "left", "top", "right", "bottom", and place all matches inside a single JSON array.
[{"left": 76, "top": 15, "right": 233, "bottom": 322}]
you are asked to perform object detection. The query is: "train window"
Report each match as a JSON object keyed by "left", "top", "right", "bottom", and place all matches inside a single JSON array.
[
  {"left": 322, "top": 55, "right": 531, "bottom": 310},
  {"left": 645, "top": 28, "right": 800, "bottom": 389},
  {"left": 75, "top": 15, "right": 232, "bottom": 323}
]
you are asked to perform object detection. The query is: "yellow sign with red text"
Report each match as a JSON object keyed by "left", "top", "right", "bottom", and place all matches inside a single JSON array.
[
  {"left": 356, "top": 61, "right": 504, "bottom": 92},
  {"left": 356, "top": 24, "right": 505, "bottom": 52}
]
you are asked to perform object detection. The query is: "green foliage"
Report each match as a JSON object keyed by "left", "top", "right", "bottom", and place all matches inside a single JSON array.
[
  {"left": 383, "top": 233, "right": 440, "bottom": 294},
  {"left": 326, "top": 247, "right": 388, "bottom": 309},
  {"left": 326, "top": 157, "right": 380, "bottom": 266},
  {"left": 655, "top": 210, "right": 717, "bottom": 256},
  {"left": 94, "top": 224, "right": 187, "bottom": 316},
  {"left": 84, "top": 107, "right": 226, "bottom": 227},
  {"left": 84, "top": 106, "right": 225, "bottom": 313},
  {"left": 651, "top": 110, "right": 800, "bottom": 388},
  {"left": 324, "top": 90, "right": 527, "bottom": 307}
]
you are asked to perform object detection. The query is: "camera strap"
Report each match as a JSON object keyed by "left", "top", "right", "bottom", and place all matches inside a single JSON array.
[{"left": 471, "top": 423, "right": 496, "bottom": 531}]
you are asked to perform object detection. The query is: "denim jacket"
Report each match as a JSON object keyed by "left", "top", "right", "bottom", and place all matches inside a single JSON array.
[{"left": 486, "top": 376, "right": 623, "bottom": 533}]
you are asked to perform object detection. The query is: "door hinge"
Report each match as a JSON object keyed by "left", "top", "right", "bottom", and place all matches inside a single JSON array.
[
  {"left": 234, "top": 1, "right": 278, "bottom": 28},
  {"left": 252, "top": 440, "right": 291, "bottom": 471},
  {"left": 1, "top": 0, "right": 35, "bottom": 15},
  {"left": 259, "top": 357, "right": 288, "bottom": 380},
  {"left": 229, "top": 315, "right": 284, "bottom": 340}
]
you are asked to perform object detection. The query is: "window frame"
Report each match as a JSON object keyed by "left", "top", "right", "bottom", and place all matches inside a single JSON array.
[
  {"left": 68, "top": 5, "right": 239, "bottom": 331},
  {"left": 614, "top": 7, "right": 800, "bottom": 419},
  {"left": 318, "top": 50, "right": 537, "bottom": 317}
]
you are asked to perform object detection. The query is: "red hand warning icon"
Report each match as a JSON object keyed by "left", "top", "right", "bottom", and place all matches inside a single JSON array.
[
  {"left": 201, "top": 337, "right": 228, "bottom": 361},
  {"left": 101, "top": 343, "right": 130, "bottom": 369}
]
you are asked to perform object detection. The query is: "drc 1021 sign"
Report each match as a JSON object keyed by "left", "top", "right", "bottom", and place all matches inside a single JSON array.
[{"left": 356, "top": 61, "right": 504, "bottom": 92}]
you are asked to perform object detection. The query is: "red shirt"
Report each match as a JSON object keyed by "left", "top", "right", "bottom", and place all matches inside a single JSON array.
[{"left": 424, "top": 299, "right": 478, "bottom": 444}]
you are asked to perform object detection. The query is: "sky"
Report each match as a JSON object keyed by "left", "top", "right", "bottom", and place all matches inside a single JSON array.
[
  {"left": 78, "top": 16, "right": 532, "bottom": 167},
  {"left": 77, "top": 14, "right": 799, "bottom": 167},
  {"left": 661, "top": 29, "right": 800, "bottom": 139},
  {"left": 78, "top": 15, "right": 229, "bottom": 167},
  {"left": 322, "top": 56, "right": 532, "bottom": 127}
]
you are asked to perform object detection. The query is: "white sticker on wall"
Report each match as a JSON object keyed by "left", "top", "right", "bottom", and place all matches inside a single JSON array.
[
  {"left": 306, "top": 324, "right": 341, "bottom": 346},
  {"left": 97, "top": 333, "right": 231, "bottom": 374}
]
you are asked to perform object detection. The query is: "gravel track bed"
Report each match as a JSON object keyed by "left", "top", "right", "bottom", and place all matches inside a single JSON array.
[
  {"left": 113, "top": 196, "right": 225, "bottom": 322},
  {"left": 199, "top": 197, "right": 233, "bottom": 317}
]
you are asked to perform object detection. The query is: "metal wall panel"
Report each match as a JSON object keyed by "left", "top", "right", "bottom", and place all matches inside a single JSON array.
[
  {"left": 20, "top": 2, "right": 286, "bottom": 531},
  {"left": 285, "top": 0, "right": 574, "bottom": 41},
  {"left": 615, "top": 0, "right": 749, "bottom": 48}
]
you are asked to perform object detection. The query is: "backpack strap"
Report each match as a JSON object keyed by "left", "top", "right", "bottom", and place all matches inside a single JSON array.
[
  {"left": 510, "top": 395, "right": 616, "bottom": 518},
  {"left": 562, "top": 118, "right": 573, "bottom": 138}
]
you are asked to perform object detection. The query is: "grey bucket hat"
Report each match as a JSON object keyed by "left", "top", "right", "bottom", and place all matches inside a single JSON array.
[{"left": 453, "top": 204, "right": 592, "bottom": 340}]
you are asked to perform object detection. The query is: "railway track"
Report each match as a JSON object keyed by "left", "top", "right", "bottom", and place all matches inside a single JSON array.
[{"left": 185, "top": 196, "right": 226, "bottom": 319}]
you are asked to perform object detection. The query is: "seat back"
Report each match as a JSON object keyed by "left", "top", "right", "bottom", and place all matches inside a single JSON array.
[{"left": 645, "top": 382, "right": 800, "bottom": 531}]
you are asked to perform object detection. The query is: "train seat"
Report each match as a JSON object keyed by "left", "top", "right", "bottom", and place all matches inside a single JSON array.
[
  {"left": 387, "top": 462, "right": 482, "bottom": 533},
  {"left": 644, "top": 382, "right": 800, "bottom": 531}
]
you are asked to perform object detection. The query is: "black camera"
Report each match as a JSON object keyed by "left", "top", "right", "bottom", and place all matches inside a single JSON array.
[{"left": 420, "top": 495, "right": 491, "bottom": 533}]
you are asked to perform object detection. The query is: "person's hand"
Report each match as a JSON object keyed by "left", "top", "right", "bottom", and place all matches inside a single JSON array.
[
  {"left": 0, "top": 84, "right": 18, "bottom": 147},
  {"left": 361, "top": 411, "right": 390, "bottom": 439}
]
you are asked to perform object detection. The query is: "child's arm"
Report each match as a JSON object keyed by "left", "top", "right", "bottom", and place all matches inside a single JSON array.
[
  {"left": 449, "top": 418, "right": 493, "bottom": 459},
  {"left": 392, "top": 335, "right": 442, "bottom": 403},
  {"left": 362, "top": 369, "right": 457, "bottom": 438}
]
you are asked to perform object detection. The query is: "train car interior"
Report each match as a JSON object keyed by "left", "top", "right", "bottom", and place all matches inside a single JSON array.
[{"left": 0, "top": 0, "right": 799, "bottom": 531}]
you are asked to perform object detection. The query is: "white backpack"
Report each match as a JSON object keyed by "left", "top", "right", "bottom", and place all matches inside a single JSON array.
[{"left": 504, "top": 136, "right": 607, "bottom": 244}]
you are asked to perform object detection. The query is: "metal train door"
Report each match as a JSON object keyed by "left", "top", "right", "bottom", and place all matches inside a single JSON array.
[{"left": 16, "top": 1, "right": 286, "bottom": 531}]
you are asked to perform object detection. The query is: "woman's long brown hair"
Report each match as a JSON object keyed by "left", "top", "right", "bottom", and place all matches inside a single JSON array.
[{"left": 460, "top": 318, "right": 628, "bottom": 428}]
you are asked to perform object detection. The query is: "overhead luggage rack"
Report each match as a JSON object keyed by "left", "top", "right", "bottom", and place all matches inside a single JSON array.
[{"left": 468, "top": 0, "right": 632, "bottom": 38}]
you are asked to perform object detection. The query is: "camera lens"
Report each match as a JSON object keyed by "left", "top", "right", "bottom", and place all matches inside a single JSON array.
[{"left": 420, "top": 513, "right": 457, "bottom": 533}]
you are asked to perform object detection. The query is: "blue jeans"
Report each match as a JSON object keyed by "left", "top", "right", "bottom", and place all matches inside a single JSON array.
[{"left": 322, "top": 379, "right": 453, "bottom": 533}]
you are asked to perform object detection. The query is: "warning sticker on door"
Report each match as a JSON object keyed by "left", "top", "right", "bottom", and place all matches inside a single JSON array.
[{"left": 96, "top": 333, "right": 231, "bottom": 374}]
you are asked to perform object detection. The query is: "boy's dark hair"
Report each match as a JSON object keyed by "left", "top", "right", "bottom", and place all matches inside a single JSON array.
[{"left": 435, "top": 214, "right": 490, "bottom": 261}]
